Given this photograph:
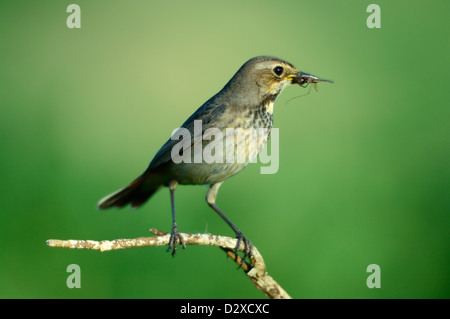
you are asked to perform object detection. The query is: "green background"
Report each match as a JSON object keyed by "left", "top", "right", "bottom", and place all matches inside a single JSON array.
[{"left": 0, "top": 0, "right": 448, "bottom": 299}]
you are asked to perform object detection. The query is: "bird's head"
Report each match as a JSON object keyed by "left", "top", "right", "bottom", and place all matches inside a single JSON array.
[{"left": 220, "top": 56, "right": 332, "bottom": 107}]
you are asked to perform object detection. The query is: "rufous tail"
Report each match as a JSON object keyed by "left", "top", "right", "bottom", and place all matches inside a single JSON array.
[{"left": 97, "top": 176, "right": 160, "bottom": 209}]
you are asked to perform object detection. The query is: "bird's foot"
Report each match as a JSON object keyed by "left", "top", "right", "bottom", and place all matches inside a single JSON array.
[
  {"left": 167, "top": 224, "right": 186, "bottom": 257},
  {"left": 234, "top": 231, "right": 253, "bottom": 268}
]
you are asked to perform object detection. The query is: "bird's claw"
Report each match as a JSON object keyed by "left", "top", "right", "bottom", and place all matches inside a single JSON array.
[
  {"left": 167, "top": 224, "right": 186, "bottom": 256},
  {"left": 234, "top": 231, "right": 253, "bottom": 268}
]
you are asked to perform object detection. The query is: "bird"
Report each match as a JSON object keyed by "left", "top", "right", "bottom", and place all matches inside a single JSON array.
[{"left": 97, "top": 56, "right": 332, "bottom": 262}]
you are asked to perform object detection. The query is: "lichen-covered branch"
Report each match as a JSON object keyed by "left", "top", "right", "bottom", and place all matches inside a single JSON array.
[{"left": 46, "top": 229, "right": 291, "bottom": 299}]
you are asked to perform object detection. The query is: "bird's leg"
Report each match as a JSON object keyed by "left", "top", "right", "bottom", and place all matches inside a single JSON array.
[
  {"left": 206, "top": 183, "right": 253, "bottom": 267},
  {"left": 167, "top": 180, "right": 186, "bottom": 256}
]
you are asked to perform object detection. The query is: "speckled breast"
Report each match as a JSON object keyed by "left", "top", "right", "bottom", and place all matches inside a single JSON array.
[{"left": 170, "top": 100, "right": 275, "bottom": 185}]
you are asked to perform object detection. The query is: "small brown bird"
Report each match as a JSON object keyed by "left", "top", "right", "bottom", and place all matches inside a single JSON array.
[{"left": 98, "top": 56, "right": 332, "bottom": 261}]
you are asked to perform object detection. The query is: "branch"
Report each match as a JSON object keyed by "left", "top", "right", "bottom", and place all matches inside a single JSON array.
[{"left": 47, "top": 229, "right": 291, "bottom": 299}]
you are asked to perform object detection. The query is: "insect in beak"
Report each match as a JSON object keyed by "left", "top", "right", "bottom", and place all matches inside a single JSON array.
[{"left": 293, "top": 72, "right": 334, "bottom": 91}]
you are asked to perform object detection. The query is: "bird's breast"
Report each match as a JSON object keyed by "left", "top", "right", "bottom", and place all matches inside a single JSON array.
[
  {"left": 167, "top": 100, "right": 275, "bottom": 185},
  {"left": 231, "top": 100, "right": 274, "bottom": 162}
]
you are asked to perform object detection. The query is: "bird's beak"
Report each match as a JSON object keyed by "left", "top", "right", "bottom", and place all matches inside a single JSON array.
[{"left": 291, "top": 72, "right": 334, "bottom": 90}]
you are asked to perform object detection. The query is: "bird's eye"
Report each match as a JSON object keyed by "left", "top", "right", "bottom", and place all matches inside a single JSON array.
[{"left": 273, "top": 66, "right": 284, "bottom": 76}]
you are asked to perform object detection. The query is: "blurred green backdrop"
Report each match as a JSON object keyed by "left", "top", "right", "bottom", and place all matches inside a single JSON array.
[{"left": 0, "top": 0, "right": 448, "bottom": 299}]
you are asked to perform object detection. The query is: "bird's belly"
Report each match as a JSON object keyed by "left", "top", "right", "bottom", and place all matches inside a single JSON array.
[
  {"left": 172, "top": 162, "right": 246, "bottom": 185},
  {"left": 170, "top": 127, "right": 271, "bottom": 185}
]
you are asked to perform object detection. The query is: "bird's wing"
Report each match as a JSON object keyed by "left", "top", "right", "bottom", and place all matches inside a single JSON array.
[{"left": 146, "top": 102, "right": 227, "bottom": 170}]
